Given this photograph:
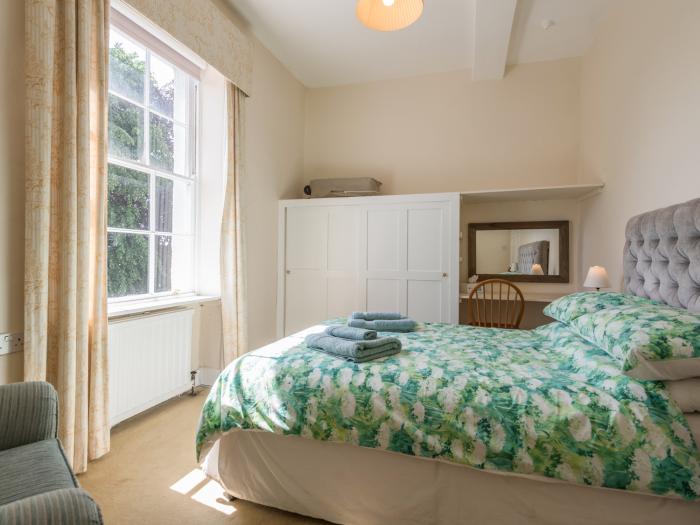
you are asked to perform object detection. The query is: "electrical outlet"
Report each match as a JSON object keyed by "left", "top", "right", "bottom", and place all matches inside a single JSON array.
[{"left": 0, "top": 333, "right": 23, "bottom": 356}]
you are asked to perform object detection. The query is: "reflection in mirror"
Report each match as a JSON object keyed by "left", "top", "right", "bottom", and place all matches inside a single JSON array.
[
  {"left": 467, "top": 221, "right": 569, "bottom": 283},
  {"left": 475, "top": 229, "right": 560, "bottom": 276}
]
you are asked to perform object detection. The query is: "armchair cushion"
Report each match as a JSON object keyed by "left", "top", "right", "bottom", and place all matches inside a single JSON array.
[
  {"left": 0, "top": 381, "right": 58, "bottom": 451},
  {"left": 0, "top": 439, "right": 77, "bottom": 506},
  {"left": 0, "top": 488, "right": 102, "bottom": 525}
]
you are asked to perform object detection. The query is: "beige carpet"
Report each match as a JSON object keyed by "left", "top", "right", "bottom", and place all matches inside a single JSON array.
[{"left": 79, "top": 389, "right": 328, "bottom": 524}]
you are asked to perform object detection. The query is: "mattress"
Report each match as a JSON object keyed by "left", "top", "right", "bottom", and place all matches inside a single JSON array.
[
  {"left": 197, "top": 321, "right": 700, "bottom": 502},
  {"left": 203, "top": 429, "right": 700, "bottom": 525}
]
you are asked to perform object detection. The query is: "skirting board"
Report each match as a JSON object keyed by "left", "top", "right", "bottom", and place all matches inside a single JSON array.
[{"left": 197, "top": 367, "right": 221, "bottom": 387}]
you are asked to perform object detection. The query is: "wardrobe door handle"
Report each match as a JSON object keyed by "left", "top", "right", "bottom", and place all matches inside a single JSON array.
[
  {"left": 442, "top": 273, "right": 448, "bottom": 278},
  {"left": 286, "top": 270, "right": 291, "bottom": 274}
]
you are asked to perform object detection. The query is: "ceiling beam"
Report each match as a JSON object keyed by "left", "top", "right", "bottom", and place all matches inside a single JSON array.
[{"left": 472, "top": 0, "right": 518, "bottom": 81}]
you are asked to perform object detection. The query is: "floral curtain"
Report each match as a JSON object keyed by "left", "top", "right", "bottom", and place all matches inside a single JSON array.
[
  {"left": 220, "top": 83, "right": 248, "bottom": 365},
  {"left": 25, "top": 0, "right": 110, "bottom": 473}
]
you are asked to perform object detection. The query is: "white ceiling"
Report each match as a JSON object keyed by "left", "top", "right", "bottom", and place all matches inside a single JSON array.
[
  {"left": 507, "top": 0, "right": 610, "bottom": 65},
  {"left": 226, "top": 0, "right": 611, "bottom": 88}
]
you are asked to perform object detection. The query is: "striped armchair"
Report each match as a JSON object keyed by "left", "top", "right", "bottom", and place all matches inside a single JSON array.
[{"left": 0, "top": 382, "right": 103, "bottom": 524}]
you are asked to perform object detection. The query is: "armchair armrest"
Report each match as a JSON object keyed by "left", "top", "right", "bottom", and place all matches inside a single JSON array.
[
  {"left": 0, "top": 488, "right": 103, "bottom": 525},
  {"left": 0, "top": 381, "right": 58, "bottom": 451}
]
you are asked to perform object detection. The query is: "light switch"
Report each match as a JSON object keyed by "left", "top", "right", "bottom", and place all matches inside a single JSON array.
[{"left": 0, "top": 333, "right": 23, "bottom": 356}]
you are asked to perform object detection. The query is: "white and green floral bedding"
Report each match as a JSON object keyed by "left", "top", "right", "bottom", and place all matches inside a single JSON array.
[
  {"left": 196, "top": 321, "right": 700, "bottom": 500},
  {"left": 544, "top": 291, "right": 652, "bottom": 324},
  {"left": 546, "top": 292, "right": 700, "bottom": 379},
  {"left": 570, "top": 303, "right": 700, "bottom": 372}
]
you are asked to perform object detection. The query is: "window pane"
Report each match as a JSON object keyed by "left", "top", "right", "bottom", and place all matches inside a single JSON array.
[
  {"left": 149, "top": 112, "right": 174, "bottom": 171},
  {"left": 155, "top": 177, "right": 173, "bottom": 232},
  {"left": 109, "top": 32, "right": 145, "bottom": 103},
  {"left": 149, "top": 54, "right": 175, "bottom": 117},
  {"left": 108, "top": 232, "right": 149, "bottom": 298},
  {"left": 155, "top": 235, "right": 172, "bottom": 293},
  {"left": 109, "top": 95, "right": 144, "bottom": 161},
  {"left": 155, "top": 176, "right": 193, "bottom": 234},
  {"left": 108, "top": 164, "right": 150, "bottom": 230},
  {"left": 155, "top": 235, "right": 194, "bottom": 294}
]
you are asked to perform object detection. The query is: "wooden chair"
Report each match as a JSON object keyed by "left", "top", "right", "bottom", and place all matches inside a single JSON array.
[{"left": 467, "top": 279, "right": 525, "bottom": 329}]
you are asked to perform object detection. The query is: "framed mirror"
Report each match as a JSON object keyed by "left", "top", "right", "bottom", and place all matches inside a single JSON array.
[{"left": 467, "top": 221, "right": 569, "bottom": 283}]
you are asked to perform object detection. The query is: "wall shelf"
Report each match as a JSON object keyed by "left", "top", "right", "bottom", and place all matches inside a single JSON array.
[{"left": 460, "top": 182, "right": 604, "bottom": 204}]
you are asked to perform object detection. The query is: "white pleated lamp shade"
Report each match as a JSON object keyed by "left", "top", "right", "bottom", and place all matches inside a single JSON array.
[
  {"left": 583, "top": 266, "right": 611, "bottom": 290},
  {"left": 531, "top": 263, "right": 544, "bottom": 276},
  {"left": 356, "top": 0, "right": 424, "bottom": 32}
]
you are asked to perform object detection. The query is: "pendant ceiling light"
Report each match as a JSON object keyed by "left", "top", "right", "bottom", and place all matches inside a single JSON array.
[{"left": 356, "top": 0, "right": 424, "bottom": 32}]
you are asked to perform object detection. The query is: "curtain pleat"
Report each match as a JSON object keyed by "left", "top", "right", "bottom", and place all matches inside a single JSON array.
[
  {"left": 25, "top": 0, "right": 110, "bottom": 473},
  {"left": 220, "top": 83, "right": 248, "bottom": 365}
]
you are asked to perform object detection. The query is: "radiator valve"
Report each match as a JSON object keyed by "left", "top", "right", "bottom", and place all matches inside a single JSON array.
[{"left": 190, "top": 370, "right": 198, "bottom": 396}]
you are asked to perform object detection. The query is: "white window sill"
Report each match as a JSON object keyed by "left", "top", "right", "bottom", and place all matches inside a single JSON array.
[{"left": 108, "top": 294, "right": 220, "bottom": 319}]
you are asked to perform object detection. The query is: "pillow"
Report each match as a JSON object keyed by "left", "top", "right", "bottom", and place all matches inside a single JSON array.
[
  {"left": 665, "top": 378, "right": 700, "bottom": 413},
  {"left": 544, "top": 291, "right": 650, "bottom": 324},
  {"left": 568, "top": 302, "right": 700, "bottom": 380}
]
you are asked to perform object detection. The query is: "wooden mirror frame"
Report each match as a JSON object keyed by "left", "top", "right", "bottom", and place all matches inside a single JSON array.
[{"left": 467, "top": 220, "right": 570, "bottom": 283}]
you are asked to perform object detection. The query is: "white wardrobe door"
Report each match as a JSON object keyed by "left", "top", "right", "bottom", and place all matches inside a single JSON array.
[
  {"left": 285, "top": 206, "right": 328, "bottom": 335},
  {"left": 366, "top": 209, "right": 402, "bottom": 272},
  {"left": 286, "top": 207, "right": 326, "bottom": 271},
  {"left": 326, "top": 206, "right": 361, "bottom": 318},
  {"left": 284, "top": 205, "right": 361, "bottom": 335},
  {"left": 360, "top": 202, "right": 450, "bottom": 322},
  {"left": 285, "top": 270, "right": 327, "bottom": 335},
  {"left": 406, "top": 205, "right": 448, "bottom": 323},
  {"left": 364, "top": 206, "right": 406, "bottom": 314}
]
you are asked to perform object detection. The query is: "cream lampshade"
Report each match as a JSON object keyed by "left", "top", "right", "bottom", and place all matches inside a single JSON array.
[
  {"left": 356, "top": 0, "right": 424, "bottom": 32},
  {"left": 584, "top": 266, "right": 611, "bottom": 291},
  {"left": 531, "top": 263, "right": 544, "bottom": 275}
]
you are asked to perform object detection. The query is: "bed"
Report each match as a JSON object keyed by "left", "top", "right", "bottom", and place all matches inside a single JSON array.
[{"left": 197, "top": 199, "right": 700, "bottom": 525}]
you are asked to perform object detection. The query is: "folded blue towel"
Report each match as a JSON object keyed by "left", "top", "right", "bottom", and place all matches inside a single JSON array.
[
  {"left": 312, "top": 345, "right": 400, "bottom": 363},
  {"left": 304, "top": 334, "right": 401, "bottom": 362},
  {"left": 347, "top": 318, "right": 417, "bottom": 332},
  {"left": 350, "top": 311, "right": 405, "bottom": 321},
  {"left": 324, "top": 325, "right": 377, "bottom": 340}
]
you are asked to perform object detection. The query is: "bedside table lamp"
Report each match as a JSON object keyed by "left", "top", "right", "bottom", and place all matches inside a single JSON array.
[
  {"left": 531, "top": 263, "right": 544, "bottom": 275},
  {"left": 584, "top": 266, "right": 610, "bottom": 291}
]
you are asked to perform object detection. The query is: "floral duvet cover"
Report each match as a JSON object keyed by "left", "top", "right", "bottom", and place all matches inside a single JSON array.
[{"left": 196, "top": 321, "right": 700, "bottom": 500}]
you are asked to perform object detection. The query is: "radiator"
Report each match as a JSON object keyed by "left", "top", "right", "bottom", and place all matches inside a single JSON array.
[{"left": 108, "top": 307, "right": 194, "bottom": 426}]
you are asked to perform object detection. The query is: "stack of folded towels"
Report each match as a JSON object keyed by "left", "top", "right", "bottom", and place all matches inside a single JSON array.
[
  {"left": 347, "top": 311, "right": 417, "bottom": 332},
  {"left": 304, "top": 312, "right": 417, "bottom": 362},
  {"left": 305, "top": 325, "right": 401, "bottom": 363}
]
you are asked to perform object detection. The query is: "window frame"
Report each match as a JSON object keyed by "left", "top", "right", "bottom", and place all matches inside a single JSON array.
[{"left": 107, "top": 22, "right": 200, "bottom": 304}]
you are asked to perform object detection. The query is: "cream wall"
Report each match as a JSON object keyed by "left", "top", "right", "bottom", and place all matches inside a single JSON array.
[
  {"left": 0, "top": 0, "right": 24, "bottom": 384},
  {"left": 578, "top": 0, "right": 700, "bottom": 289},
  {"left": 304, "top": 58, "right": 581, "bottom": 195}
]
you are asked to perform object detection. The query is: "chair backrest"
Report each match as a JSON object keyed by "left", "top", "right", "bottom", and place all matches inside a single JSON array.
[{"left": 467, "top": 279, "right": 525, "bottom": 329}]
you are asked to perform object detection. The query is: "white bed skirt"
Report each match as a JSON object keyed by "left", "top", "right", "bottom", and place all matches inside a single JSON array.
[{"left": 202, "top": 430, "right": 700, "bottom": 525}]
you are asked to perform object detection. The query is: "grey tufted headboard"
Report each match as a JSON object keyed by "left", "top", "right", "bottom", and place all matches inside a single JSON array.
[
  {"left": 623, "top": 198, "right": 700, "bottom": 312},
  {"left": 518, "top": 241, "right": 549, "bottom": 275}
]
